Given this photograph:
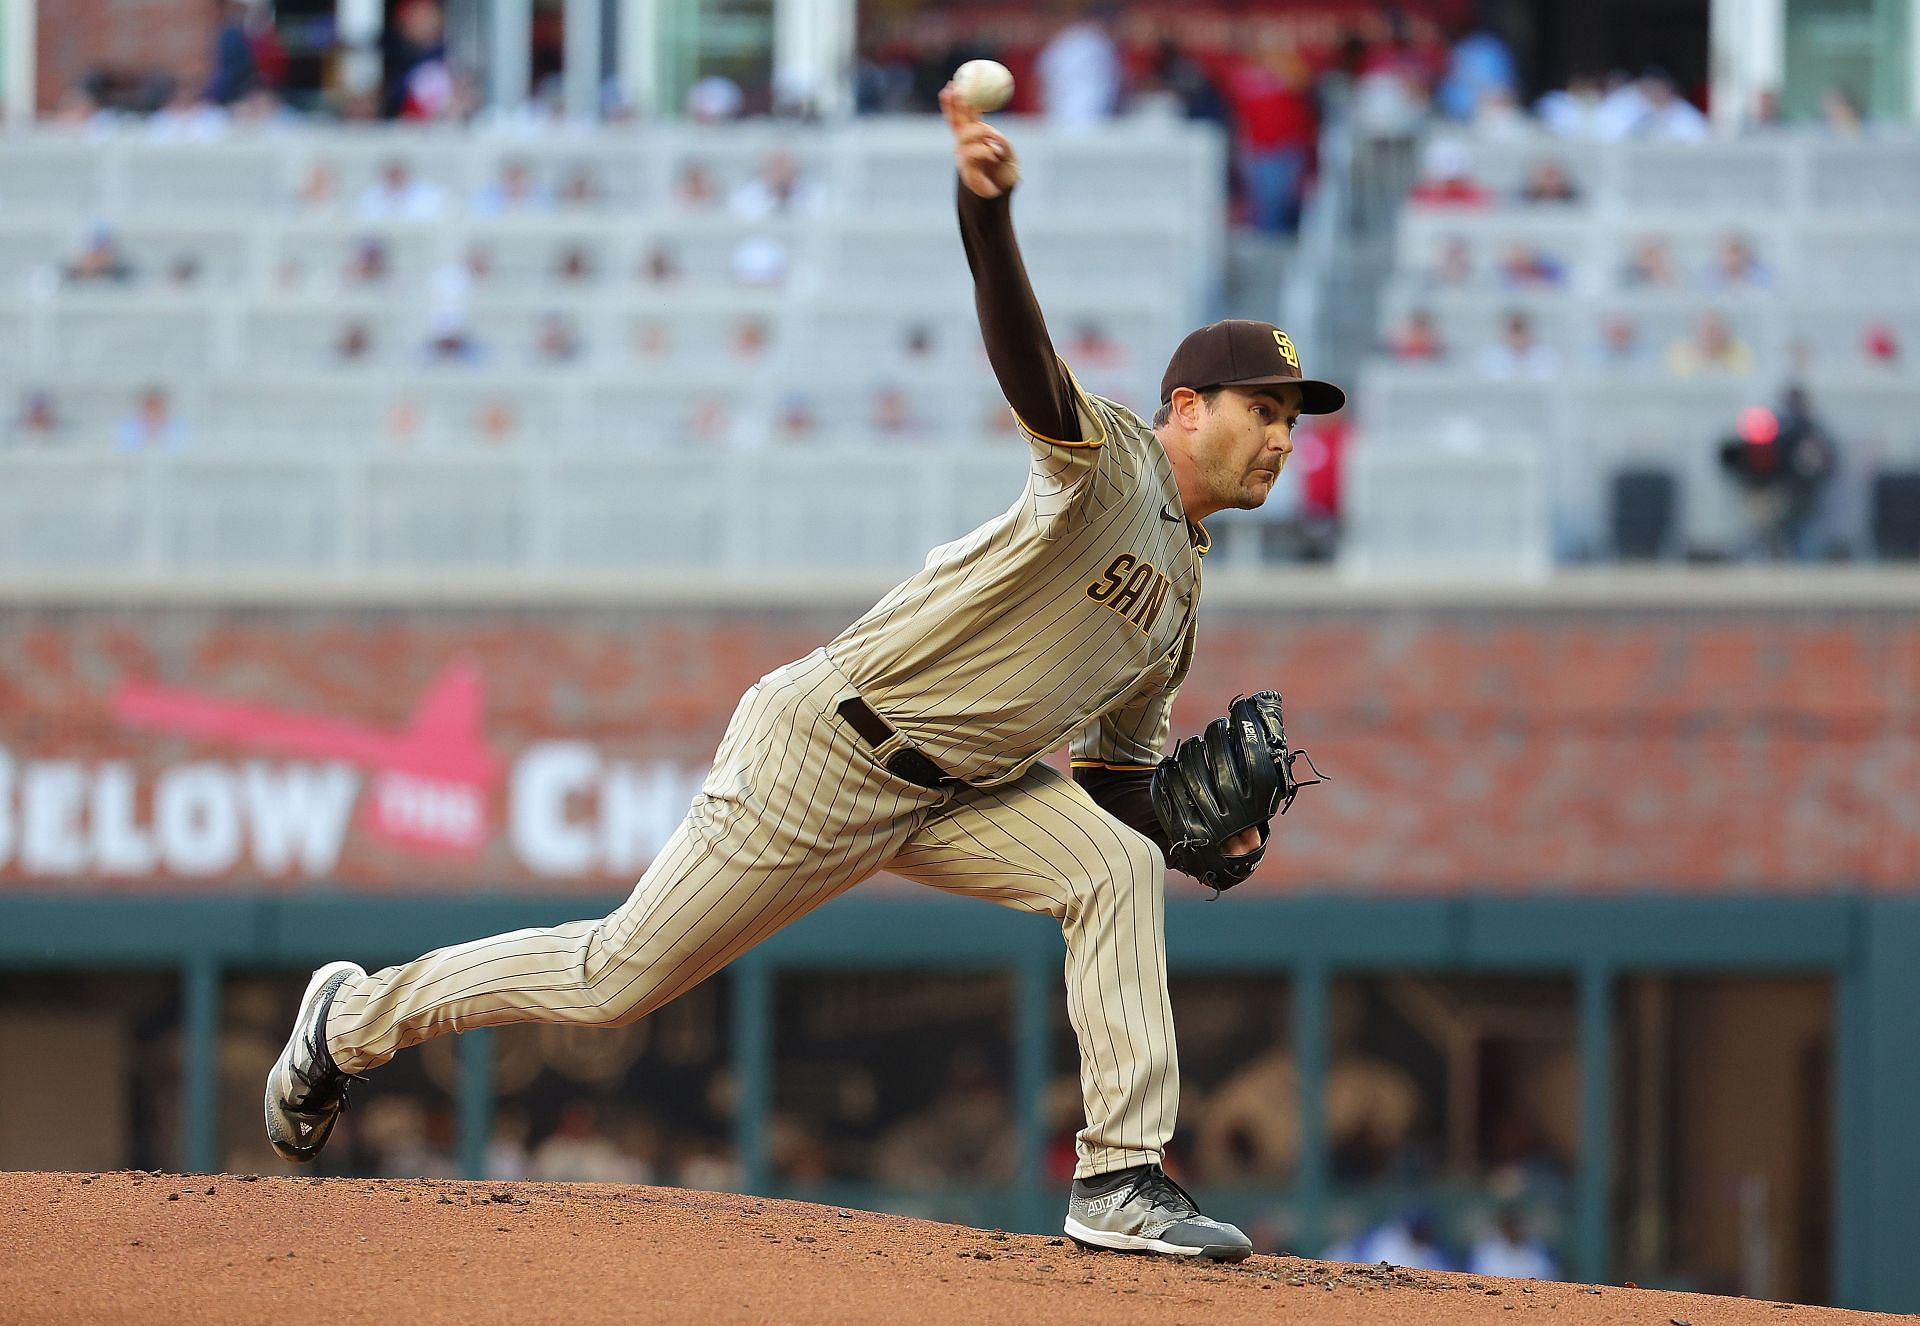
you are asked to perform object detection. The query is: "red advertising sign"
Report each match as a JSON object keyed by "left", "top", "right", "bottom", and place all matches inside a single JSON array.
[{"left": 0, "top": 604, "right": 1914, "bottom": 893}]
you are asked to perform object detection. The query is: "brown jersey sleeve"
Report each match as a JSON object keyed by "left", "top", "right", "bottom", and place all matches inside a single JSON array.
[{"left": 956, "top": 181, "right": 1085, "bottom": 443}]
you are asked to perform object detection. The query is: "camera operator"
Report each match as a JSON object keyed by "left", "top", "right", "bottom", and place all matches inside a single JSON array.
[{"left": 1719, "top": 385, "right": 1838, "bottom": 561}]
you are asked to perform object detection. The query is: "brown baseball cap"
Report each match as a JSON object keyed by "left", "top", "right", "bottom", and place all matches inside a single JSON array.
[{"left": 1159, "top": 319, "right": 1346, "bottom": 415}]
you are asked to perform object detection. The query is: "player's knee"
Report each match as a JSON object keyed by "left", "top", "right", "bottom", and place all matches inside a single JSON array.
[
  {"left": 1116, "top": 826, "right": 1165, "bottom": 889},
  {"left": 1078, "top": 826, "right": 1163, "bottom": 912}
]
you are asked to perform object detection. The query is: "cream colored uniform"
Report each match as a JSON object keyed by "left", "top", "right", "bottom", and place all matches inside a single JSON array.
[{"left": 324, "top": 370, "right": 1209, "bottom": 1178}]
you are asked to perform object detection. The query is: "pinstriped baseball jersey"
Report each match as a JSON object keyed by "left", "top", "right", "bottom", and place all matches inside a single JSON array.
[{"left": 828, "top": 362, "right": 1205, "bottom": 788}]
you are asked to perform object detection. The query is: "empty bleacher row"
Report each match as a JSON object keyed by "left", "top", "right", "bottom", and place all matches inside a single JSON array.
[
  {"left": 1346, "top": 132, "right": 1920, "bottom": 571},
  {"left": 0, "top": 121, "right": 1221, "bottom": 452}
]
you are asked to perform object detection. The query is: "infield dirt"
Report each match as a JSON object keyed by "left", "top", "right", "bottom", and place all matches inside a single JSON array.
[{"left": 0, "top": 1171, "right": 1905, "bottom": 1325}]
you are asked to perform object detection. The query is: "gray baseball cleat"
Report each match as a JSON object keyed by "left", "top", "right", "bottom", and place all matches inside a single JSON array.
[
  {"left": 1064, "top": 1164, "right": 1254, "bottom": 1262},
  {"left": 263, "top": 961, "right": 365, "bottom": 1163}
]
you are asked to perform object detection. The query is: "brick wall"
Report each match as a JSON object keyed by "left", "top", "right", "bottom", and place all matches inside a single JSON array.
[
  {"left": 36, "top": 0, "right": 216, "bottom": 111},
  {"left": 0, "top": 601, "right": 1913, "bottom": 892}
]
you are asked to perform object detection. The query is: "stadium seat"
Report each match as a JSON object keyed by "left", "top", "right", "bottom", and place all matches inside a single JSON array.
[
  {"left": 1870, "top": 472, "right": 1920, "bottom": 560},
  {"left": 1610, "top": 466, "right": 1681, "bottom": 560}
]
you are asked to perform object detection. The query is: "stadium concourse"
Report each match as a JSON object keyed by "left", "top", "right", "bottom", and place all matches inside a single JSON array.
[{"left": 0, "top": 1171, "right": 1909, "bottom": 1326}]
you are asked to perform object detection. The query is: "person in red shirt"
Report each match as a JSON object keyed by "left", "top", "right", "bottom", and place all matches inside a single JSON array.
[{"left": 1227, "top": 35, "right": 1318, "bottom": 234}]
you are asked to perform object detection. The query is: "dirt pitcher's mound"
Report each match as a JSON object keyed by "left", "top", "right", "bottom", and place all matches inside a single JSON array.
[{"left": 0, "top": 1172, "right": 1902, "bottom": 1326}]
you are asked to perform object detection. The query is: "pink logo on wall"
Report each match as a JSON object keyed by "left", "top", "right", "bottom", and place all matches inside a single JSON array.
[{"left": 112, "top": 661, "right": 503, "bottom": 857}]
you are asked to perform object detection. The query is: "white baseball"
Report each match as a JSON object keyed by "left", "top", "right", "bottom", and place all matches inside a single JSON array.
[{"left": 953, "top": 59, "right": 1015, "bottom": 112}]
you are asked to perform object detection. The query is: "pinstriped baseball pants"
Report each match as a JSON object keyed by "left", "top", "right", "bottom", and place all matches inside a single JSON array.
[{"left": 323, "top": 648, "right": 1176, "bottom": 1179}]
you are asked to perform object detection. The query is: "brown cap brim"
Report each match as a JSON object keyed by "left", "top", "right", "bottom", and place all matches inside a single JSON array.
[{"left": 1213, "top": 374, "right": 1347, "bottom": 415}]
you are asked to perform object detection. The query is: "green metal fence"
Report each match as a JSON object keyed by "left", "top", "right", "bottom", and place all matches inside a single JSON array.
[{"left": 2, "top": 891, "right": 1916, "bottom": 1310}]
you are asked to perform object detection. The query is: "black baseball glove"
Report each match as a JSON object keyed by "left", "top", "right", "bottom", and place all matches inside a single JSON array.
[{"left": 1150, "top": 691, "right": 1325, "bottom": 890}]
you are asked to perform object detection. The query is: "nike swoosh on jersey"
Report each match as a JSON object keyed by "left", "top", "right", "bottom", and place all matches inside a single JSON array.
[{"left": 1160, "top": 504, "right": 1182, "bottom": 522}]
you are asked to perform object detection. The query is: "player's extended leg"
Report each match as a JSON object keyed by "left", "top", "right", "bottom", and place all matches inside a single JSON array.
[
  {"left": 884, "top": 763, "right": 1251, "bottom": 1261},
  {"left": 266, "top": 650, "right": 942, "bottom": 1162}
]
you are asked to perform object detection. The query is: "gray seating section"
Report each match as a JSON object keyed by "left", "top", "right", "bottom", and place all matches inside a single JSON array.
[{"left": 1346, "top": 131, "right": 1920, "bottom": 571}]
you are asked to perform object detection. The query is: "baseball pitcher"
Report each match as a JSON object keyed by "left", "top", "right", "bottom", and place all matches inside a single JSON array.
[{"left": 266, "top": 86, "right": 1343, "bottom": 1262}]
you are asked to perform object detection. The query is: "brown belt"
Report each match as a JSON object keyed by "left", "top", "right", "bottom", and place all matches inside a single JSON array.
[{"left": 835, "top": 696, "right": 956, "bottom": 790}]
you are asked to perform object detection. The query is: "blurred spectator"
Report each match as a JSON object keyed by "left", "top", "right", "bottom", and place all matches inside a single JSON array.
[
  {"left": 364, "top": 1097, "right": 459, "bottom": 1179},
  {"left": 148, "top": 85, "right": 231, "bottom": 142},
  {"left": 673, "top": 161, "right": 721, "bottom": 210},
  {"left": 1437, "top": 28, "right": 1517, "bottom": 122},
  {"left": 1294, "top": 407, "right": 1346, "bottom": 517},
  {"left": 204, "top": 1, "right": 260, "bottom": 106},
  {"left": 1408, "top": 139, "right": 1490, "bottom": 209},
  {"left": 344, "top": 235, "right": 391, "bottom": 287},
  {"left": 730, "top": 318, "right": 771, "bottom": 363},
  {"left": 1519, "top": 158, "right": 1580, "bottom": 204},
  {"left": 1595, "top": 315, "right": 1648, "bottom": 368},
  {"left": 1327, "top": 1209, "right": 1453, "bottom": 1271},
  {"left": 1620, "top": 236, "right": 1679, "bottom": 288},
  {"left": 388, "top": 397, "right": 424, "bottom": 445},
  {"left": 1497, "top": 243, "right": 1567, "bottom": 290},
  {"left": 1667, "top": 312, "right": 1753, "bottom": 376},
  {"left": 534, "top": 313, "right": 583, "bottom": 365},
  {"left": 552, "top": 243, "right": 596, "bottom": 284},
  {"left": 1387, "top": 308, "right": 1445, "bottom": 362},
  {"left": 769, "top": 1115, "right": 833, "bottom": 1183},
  {"left": 1430, "top": 236, "right": 1474, "bottom": 288},
  {"left": 424, "top": 317, "right": 484, "bottom": 366},
  {"left": 1862, "top": 322, "right": 1900, "bottom": 368},
  {"left": 1536, "top": 72, "right": 1608, "bottom": 139},
  {"left": 333, "top": 320, "right": 375, "bottom": 364},
  {"left": 1773, "top": 384, "right": 1840, "bottom": 559},
  {"left": 153, "top": 254, "right": 198, "bottom": 292},
  {"left": 729, "top": 152, "right": 824, "bottom": 220},
  {"left": 423, "top": 254, "right": 482, "bottom": 364},
  {"left": 383, "top": 0, "right": 457, "bottom": 121},
  {"left": 776, "top": 392, "right": 818, "bottom": 441},
  {"left": 1468, "top": 86, "right": 1534, "bottom": 140},
  {"left": 1479, "top": 310, "right": 1559, "bottom": 380},
  {"left": 1350, "top": 13, "right": 1435, "bottom": 142},
  {"left": 632, "top": 321, "right": 670, "bottom": 359},
  {"left": 1821, "top": 86, "right": 1864, "bottom": 136},
  {"left": 1469, "top": 1209, "right": 1559, "bottom": 1279},
  {"left": 485, "top": 1107, "right": 532, "bottom": 1181},
  {"left": 1704, "top": 232, "right": 1771, "bottom": 290},
  {"left": 729, "top": 235, "right": 788, "bottom": 288},
  {"left": 1630, "top": 69, "right": 1709, "bottom": 142},
  {"left": 898, "top": 323, "right": 937, "bottom": 369},
  {"left": 296, "top": 160, "right": 339, "bottom": 211},
  {"left": 870, "top": 1051, "right": 1016, "bottom": 1186},
  {"left": 558, "top": 165, "right": 604, "bottom": 209},
  {"left": 5, "top": 390, "right": 61, "bottom": 447},
  {"left": 689, "top": 397, "right": 732, "bottom": 444},
  {"left": 686, "top": 75, "right": 744, "bottom": 123},
  {"left": 854, "top": 43, "right": 916, "bottom": 115},
  {"left": 1037, "top": 7, "right": 1121, "bottom": 128},
  {"left": 1137, "top": 39, "right": 1230, "bottom": 135},
  {"left": 640, "top": 243, "right": 681, "bottom": 287},
  {"left": 1067, "top": 322, "right": 1125, "bottom": 371},
  {"left": 676, "top": 1140, "right": 742, "bottom": 1191},
  {"left": 64, "top": 225, "right": 135, "bottom": 285},
  {"left": 530, "top": 1102, "right": 649, "bottom": 1183},
  {"left": 870, "top": 386, "right": 925, "bottom": 439},
  {"left": 1227, "top": 33, "right": 1317, "bottom": 235},
  {"left": 357, "top": 158, "right": 446, "bottom": 222},
  {"left": 473, "top": 159, "right": 553, "bottom": 216},
  {"left": 474, "top": 398, "right": 519, "bottom": 443},
  {"left": 117, "top": 386, "right": 187, "bottom": 451}
]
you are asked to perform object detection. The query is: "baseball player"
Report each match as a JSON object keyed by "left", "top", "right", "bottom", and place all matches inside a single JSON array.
[{"left": 267, "top": 87, "right": 1343, "bottom": 1262}]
